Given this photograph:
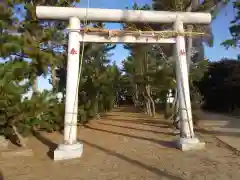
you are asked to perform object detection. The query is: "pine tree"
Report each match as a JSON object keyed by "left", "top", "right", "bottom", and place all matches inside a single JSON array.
[
  {"left": 12, "top": 0, "right": 80, "bottom": 92},
  {"left": 0, "top": 60, "right": 31, "bottom": 146},
  {"left": 0, "top": 1, "right": 22, "bottom": 58},
  {"left": 222, "top": 0, "right": 239, "bottom": 59},
  {"left": 0, "top": 0, "right": 80, "bottom": 144}
]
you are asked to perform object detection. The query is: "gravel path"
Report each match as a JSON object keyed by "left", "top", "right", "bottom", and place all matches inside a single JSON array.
[{"left": 1, "top": 106, "right": 240, "bottom": 180}]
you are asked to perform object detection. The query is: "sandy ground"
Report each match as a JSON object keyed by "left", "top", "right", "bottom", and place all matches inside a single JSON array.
[{"left": 0, "top": 106, "right": 240, "bottom": 180}]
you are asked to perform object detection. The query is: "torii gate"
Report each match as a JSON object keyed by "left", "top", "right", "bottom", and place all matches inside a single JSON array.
[{"left": 36, "top": 6, "right": 211, "bottom": 161}]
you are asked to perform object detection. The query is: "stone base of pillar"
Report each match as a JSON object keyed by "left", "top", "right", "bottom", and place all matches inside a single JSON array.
[
  {"left": 54, "top": 142, "right": 83, "bottom": 161},
  {"left": 176, "top": 137, "right": 205, "bottom": 151}
]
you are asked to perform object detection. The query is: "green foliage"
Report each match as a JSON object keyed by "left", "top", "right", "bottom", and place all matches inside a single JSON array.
[
  {"left": 76, "top": 42, "right": 120, "bottom": 123},
  {"left": 11, "top": 0, "right": 81, "bottom": 92},
  {"left": 0, "top": 60, "right": 28, "bottom": 136},
  {"left": 122, "top": 1, "right": 222, "bottom": 113},
  {"left": 190, "top": 59, "right": 209, "bottom": 108},
  {"left": 21, "top": 91, "right": 65, "bottom": 133},
  {"left": 0, "top": 1, "right": 22, "bottom": 58},
  {"left": 1, "top": 0, "right": 121, "bottom": 140},
  {"left": 222, "top": 1, "right": 240, "bottom": 50},
  {"left": 0, "top": 60, "right": 64, "bottom": 137},
  {"left": 197, "top": 58, "right": 240, "bottom": 112},
  {"left": 0, "top": 0, "right": 85, "bottom": 139}
]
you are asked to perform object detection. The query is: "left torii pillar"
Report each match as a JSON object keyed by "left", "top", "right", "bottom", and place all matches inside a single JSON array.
[{"left": 54, "top": 17, "right": 83, "bottom": 161}]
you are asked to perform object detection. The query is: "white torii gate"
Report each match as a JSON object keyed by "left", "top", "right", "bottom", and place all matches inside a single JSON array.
[{"left": 36, "top": 6, "right": 211, "bottom": 161}]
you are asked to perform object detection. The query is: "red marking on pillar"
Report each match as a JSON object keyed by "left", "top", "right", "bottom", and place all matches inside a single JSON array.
[
  {"left": 70, "top": 48, "right": 77, "bottom": 55},
  {"left": 179, "top": 49, "right": 186, "bottom": 56}
]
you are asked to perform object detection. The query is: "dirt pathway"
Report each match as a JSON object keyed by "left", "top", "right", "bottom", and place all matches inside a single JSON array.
[{"left": 1, "top": 107, "right": 240, "bottom": 180}]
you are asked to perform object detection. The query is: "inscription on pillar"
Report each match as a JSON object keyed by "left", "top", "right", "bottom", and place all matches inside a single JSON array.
[
  {"left": 179, "top": 49, "right": 186, "bottom": 56},
  {"left": 70, "top": 48, "right": 78, "bottom": 55}
]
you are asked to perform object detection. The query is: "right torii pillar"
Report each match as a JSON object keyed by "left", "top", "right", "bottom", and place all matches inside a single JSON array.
[{"left": 174, "top": 18, "right": 205, "bottom": 151}]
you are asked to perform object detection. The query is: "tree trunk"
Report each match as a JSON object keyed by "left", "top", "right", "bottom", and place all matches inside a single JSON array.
[
  {"left": 143, "top": 86, "right": 152, "bottom": 116},
  {"left": 32, "top": 77, "right": 38, "bottom": 93},
  {"left": 115, "top": 92, "right": 119, "bottom": 107},
  {"left": 170, "top": 88, "right": 181, "bottom": 130},
  {"left": 143, "top": 91, "right": 149, "bottom": 115},
  {"left": 146, "top": 99, "right": 152, "bottom": 116},
  {"left": 150, "top": 98, "right": 155, "bottom": 117},
  {"left": 12, "top": 125, "right": 27, "bottom": 147},
  {"left": 145, "top": 85, "right": 155, "bottom": 117},
  {"left": 134, "top": 84, "right": 140, "bottom": 107},
  {"left": 51, "top": 66, "right": 57, "bottom": 90},
  {"left": 165, "top": 100, "right": 171, "bottom": 118},
  {"left": 94, "top": 92, "right": 100, "bottom": 120},
  {"left": 143, "top": 49, "right": 155, "bottom": 116}
]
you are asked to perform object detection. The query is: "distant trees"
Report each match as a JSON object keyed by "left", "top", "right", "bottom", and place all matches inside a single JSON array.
[
  {"left": 222, "top": 0, "right": 239, "bottom": 48},
  {"left": 200, "top": 0, "right": 240, "bottom": 113},
  {"left": 222, "top": 0, "right": 240, "bottom": 59},
  {"left": 197, "top": 58, "right": 240, "bottom": 113}
]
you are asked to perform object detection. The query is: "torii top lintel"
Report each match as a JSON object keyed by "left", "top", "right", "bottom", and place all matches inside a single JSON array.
[{"left": 36, "top": 6, "right": 211, "bottom": 24}]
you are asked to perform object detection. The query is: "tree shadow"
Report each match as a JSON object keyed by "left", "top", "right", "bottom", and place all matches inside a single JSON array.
[
  {"left": 83, "top": 124, "right": 176, "bottom": 149},
  {"left": 101, "top": 113, "right": 150, "bottom": 119},
  {"left": 101, "top": 112, "right": 153, "bottom": 120},
  {"left": 32, "top": 130, "right": 58, "bottom": 159},
  {"left": 102, "top": 119, "right": 171, "bottom": 128},
  {"left": 97, "top": 121, "right": 172, "bottom": 135},
  {"left": 79, "top": 138, "right": 184, "bottom": 180},
  {"left": 195, "top": 128, "right": 240, "bottom": 137},
  {"left": 0, "top": 170, "right": 3, "bottom": 180},
  {"left": 102, "top": 111, "right": 162, "bottom": 118},
  {"left": 113, "top": 106, "right": 142, "bottom": 113}
]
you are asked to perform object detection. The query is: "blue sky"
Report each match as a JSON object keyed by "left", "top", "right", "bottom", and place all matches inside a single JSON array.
[
  {"left": 23, "top": 0, "right": 240, "bottom": 90},
  {"left": 204, "top": 1, "right": 239, "bottom": 61}
]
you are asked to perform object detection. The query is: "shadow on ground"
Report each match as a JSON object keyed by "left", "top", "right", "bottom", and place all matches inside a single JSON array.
[
  {"left": 0, "top": 170, "right": 3, "bottom": 180},
  {"left": 96, "top": 121, "right": 171, "bottom": 134},
  {"left": 83, "top": 124, "right": 176, "bottom": 148},
  {"left": 30, "top": 127, "right": 182, "bottom": 179},
  {"left": 31, "top": 123, "right": 177, "bottom": 165},
  {"left": 32, "top": 130, "right": 58, "bottom": 159},
  {"left": 106, "top": 115, "right": 240, "bottom": 138},
  {"left": 101, "top": 118, "right": 171, "bottom": 128},
  {"left": 101, "top": 113, "right": 163, "bottom": 120},
  {"left": 79, "top": 138, "right": 184, "bottom": 180},
  {"left": 113, "top": 106, "right": 143, "bottom": 113}
]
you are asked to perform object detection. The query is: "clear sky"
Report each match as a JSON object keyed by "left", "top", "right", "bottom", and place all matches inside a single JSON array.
[
  {"left": 204, "top": 1, "right": 239, "bottom": 61},
  {"left": 34, "top": 0, "right": 240, "bottom": 90}
]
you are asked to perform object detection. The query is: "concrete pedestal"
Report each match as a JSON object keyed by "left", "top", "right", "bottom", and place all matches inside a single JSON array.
[
  {"left": 54, "top": 142, "right": 83, "bottom": 161},
  {"left": 176, "top": 137, "right": 205, "bottom": 151}
]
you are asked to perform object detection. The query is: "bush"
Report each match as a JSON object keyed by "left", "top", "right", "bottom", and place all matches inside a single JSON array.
[{"left": 198, "top": 59, "right": 240, "bottom": 113}]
